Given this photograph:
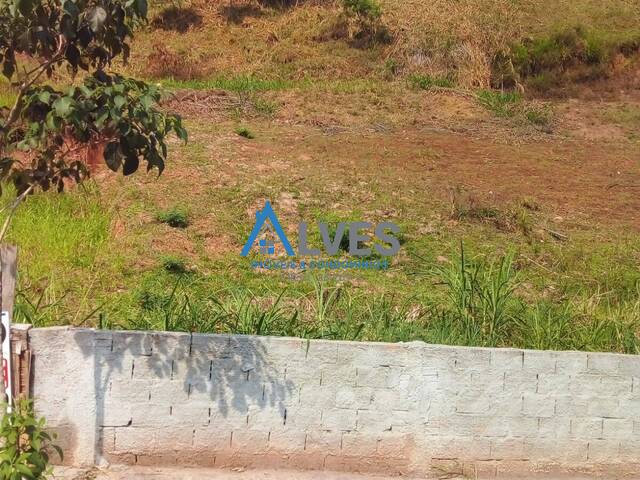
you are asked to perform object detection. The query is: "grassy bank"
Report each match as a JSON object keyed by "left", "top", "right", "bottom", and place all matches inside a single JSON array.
[{"left": 6, "top": 181, "right": 639, "bottom": 354}]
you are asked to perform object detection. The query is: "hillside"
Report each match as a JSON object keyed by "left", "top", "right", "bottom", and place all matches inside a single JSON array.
[
  {"left": 124, "top": 0, "right": 640, "bottom": 92},
  {"left": 1, "top": 0, "right": 639, "bottom": 354}
]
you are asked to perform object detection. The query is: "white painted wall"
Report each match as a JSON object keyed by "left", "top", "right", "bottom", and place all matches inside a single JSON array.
[{"left": 28, "top": 327, "right": 640, "bottom": 478}]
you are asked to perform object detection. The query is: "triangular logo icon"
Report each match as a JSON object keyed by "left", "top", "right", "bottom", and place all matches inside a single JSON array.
[{"left": 241, "top": 201, "right": 295, "bottom": 257}]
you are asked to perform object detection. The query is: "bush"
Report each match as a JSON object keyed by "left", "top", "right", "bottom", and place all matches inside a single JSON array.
[
  {"left": 157, "top": 207, "right": 189, "bottom": 228},
  {"left": 235, "top": 127, "right": 255, "bottom": 139},
  {"left": 161, "top": 256, "right": 190, "bottom": 274},
  {"left": 343, "top": 0, "right": 382, "bottom": 19},
  {"left": 0, "top": 399, "right": 62, "bottom": 480},
  {"left": 341, "top": 0, "right": 389, "bottom": 44},
  {"left": 477, "top": 90, "right": 522, "bottom": 117}
]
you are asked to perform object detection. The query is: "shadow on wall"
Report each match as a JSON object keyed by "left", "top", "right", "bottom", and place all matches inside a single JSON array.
[{"left": 73, "top": 330, "right": 295, "bottom": 464}]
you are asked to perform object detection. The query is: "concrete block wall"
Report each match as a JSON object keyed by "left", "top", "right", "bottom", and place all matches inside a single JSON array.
[{"left": 28, "top": 327, "right": 640, "bottom": 478}]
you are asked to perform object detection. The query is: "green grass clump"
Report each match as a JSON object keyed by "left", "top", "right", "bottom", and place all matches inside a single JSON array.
[
  {"left": 235, "top": 126, "right": 255, "bottom": 139},
  {"left": 161, "top": 255, "right": 190, "bottom": 274},
  {"left": 161, "top": 75, "right": 292, "bottom": 93},
  {"left": 477, "top": 90, "right": 522, "bottom": 117},
  {"left": 157, "top": 207, "right": 189, "bottom": 228},
  {"left": 106, "top": 246, "right": 640, "bottom": 354},
  {"left": 409, "top": 74, "right": 454, "bottom": 90},
  {"left": 343, "top": 0, "right": 382, "bottom": 19},
  {"left": 504, "top": 26, "right": 640, "bottom": 91}
]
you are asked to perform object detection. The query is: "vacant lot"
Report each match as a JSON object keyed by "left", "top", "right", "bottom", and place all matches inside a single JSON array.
[{"left": 4, "top": 0, "right": 640, "bottom": 353}]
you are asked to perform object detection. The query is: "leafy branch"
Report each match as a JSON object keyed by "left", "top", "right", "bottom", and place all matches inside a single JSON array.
[{"left": 0, "top": 0, "right": 187, "bottom": 196}]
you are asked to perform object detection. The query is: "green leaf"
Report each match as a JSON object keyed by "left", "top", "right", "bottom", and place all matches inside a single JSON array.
[
  {"left": 14, "top": 464, "right": 34, "bottom": 478},
  {"left": 63, "top": 0, "right": 79, "bottom": 18},
  {"left": 2, "top": 58, "right": 15, "bottom": 79},
  {"left": 113, "top": 95, "right": 126, "bottom": 109},
  {"left": 53, "top": 97, "right": 73, "bottom": 117},
  {"left": 45, "top": 113, "right": 60, "bottom": 131},
  {"left": 123, "top": 152, "right": 139, "bottom": 176},
  {"left": 86, "top": 6, "right": 107, "bottom": 33},
  {"left": 14, "top": 0, "right": 36, "bottom": 16},
  {"left": 135, "top": 0, "right": 148, "bottom": 18},
  {"left": 103, "top": 142, "right": 122, "bottom": 172},
  {"left": 37, "top": 91, "right": 51, "bottom": 104}
]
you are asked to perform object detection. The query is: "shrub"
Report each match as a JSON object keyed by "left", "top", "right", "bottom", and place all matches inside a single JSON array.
[
  {"left": 161, "top": 256, "right": 189, "bottom": 274},
  {"left": 477, "top": 90, "right": 522, "bottom": 117},
  {"left": 157, "top": 207, "right": 189, "bottom": 228},
  {"left": 0, "top": 398, "right": 62, "bottom": 480},
  {"left": 343, "top": 0, "right": 382, "bottom": 20},
  {"left": 341, "top": 0, "right": 389, "bottom": 44},
  {"left": 235, "top": 127, "right": 255, "bottom": 139}
]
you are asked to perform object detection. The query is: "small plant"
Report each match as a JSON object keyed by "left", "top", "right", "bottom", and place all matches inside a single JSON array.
[
  {"left": 433, "top": 245, "right": 520, "bottom": 347},
  {"left": 235, "top": 127, "right": 255, "bottom": 139},
  {"left": 157, "top": 207, "right": 189, "bottom": 228},
  {"left": 341, "top": 0, "right": 388, "bottom": 43},
  {"left": 251, "top": 96, "right": 279, "bottom": 116},
  {"left": 383, "top": 58, "right": 400, "bottom": 79},
  {"left": 161, "top": 255, "right": 189, "bottom": 274},
  {"left": 477, "top": 90, "right": 522, "bottom": 117},
  {"left": 0, "top": 398, "right": 62, "bottom": 480},
  {"left": 343, "top": 0, "right": 382, "bottom": 19},
  {"left": 524, "top": 104, "right": 554, "bottom": 129}
]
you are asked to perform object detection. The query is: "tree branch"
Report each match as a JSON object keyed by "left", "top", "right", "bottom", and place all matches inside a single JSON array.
[{"left": 2, "top": 35, "right": 67, "bottom": 133}]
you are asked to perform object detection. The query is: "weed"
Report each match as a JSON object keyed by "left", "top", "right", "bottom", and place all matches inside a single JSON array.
[
  {"left": 343, "top": 0, "right": 382, "bottom": 20},
  {"left": 251, "top": 96, "right": 279, "bottom": 116},
  {"left": 341, "top": 0, "right": 389, "bottom": 45},
  {"left": 500, "top": 26, "right": 640, "bottom": 92},
  {"left": 477, "top": 90, "right": 521, "bottom": 117},
  {"left": 524, "top": 104, "right": 554, "bottom": 129},
  {"left": 434, "top": 245, "right": 520, "bottom": 347},
  {"left": 161, "top": 76, "right": 292, "bottom": 93},
  {"left": 383, "top": 58, "right": 400, "bottom": 79},
  {"left": 157, "top": 207, "right": 189, "bottom": 228},
  {"left": 235, "top": 127, "right": 255, "bottom": 139},
  {"left": 161, "top": 255, "right": 190, "bottom": 274}
]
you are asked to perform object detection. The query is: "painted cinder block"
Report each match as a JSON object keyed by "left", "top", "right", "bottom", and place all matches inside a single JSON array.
[
  {"left": 570, "top": 418, "right": 603, "bottom": 439},
  {"left": 602, "top": 418, "right": 634, "bottom": 440},
  {"left": 523, "top": 351, "right": 557, "bottom": 373},
  {"left": 24, "top": 327, "right": 640, "bottom": 476},
  {"left": 340, "top": 431, "right": 379, "bottom": 457},
  {"left": 321, "top": 408, "right": 358, "bottom": 431},
  {"left": 524, "top": 438, "right": 588, "bottom": 463},
  {"left": 522, "top": 393, "right": 556, "bottom": 418},
  {"left": 587, "top": 354, "right": 621, "bottom": 375}
]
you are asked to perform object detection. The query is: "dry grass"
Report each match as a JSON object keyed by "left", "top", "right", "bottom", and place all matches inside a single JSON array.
[{"left": 124, "top": 0, "right": 640, "bottom": 89}]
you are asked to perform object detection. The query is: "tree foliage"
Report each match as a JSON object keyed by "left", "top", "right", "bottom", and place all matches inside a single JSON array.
[{"left": 0, "top": 0, "right": 187, "bottom": 194}]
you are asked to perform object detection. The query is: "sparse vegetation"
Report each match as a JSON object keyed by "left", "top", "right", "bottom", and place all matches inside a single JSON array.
[
  {"left": 499, "top": 26, "right": 640, "bottom": 92},
  {"left": 235, "top": 126, "right": 255, "bottom": 139},
  {"left": 0, "top": 0, "right": 638, "bottom": 356},
  {"left": 409, "top": 74, "right": 454, "bottom": 90}
]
